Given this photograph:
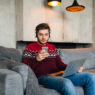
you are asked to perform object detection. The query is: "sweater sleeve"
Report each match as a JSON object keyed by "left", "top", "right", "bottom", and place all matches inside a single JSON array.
[
  {"left": 22, "top": 57, "right": 40, "bottom": 71},
  {"left": 22, "top": 44, "right": 41, "bottom": 71},
  {"left": 55, "top": 55, "right": 67, "bottom": 70},
  {"left": 51, "top": 45, "right": 67, "bottom": 71}
]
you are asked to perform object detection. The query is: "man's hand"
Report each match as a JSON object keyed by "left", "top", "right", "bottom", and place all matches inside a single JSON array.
[
  {"left": 77, "top": 66, "right": 83, "bottom": 73},
  {"left": 36, "top": 50, "right": 49, "bottom": 61}
]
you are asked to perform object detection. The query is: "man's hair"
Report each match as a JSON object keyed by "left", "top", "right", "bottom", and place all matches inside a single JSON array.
[{"left": 35, "top": 23, "right": 50, "bottom": 37}]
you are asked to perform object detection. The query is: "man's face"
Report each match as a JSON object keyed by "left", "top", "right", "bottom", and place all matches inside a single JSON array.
[{"left": 37, "top": 29, "right": 49, "bottom": 45}]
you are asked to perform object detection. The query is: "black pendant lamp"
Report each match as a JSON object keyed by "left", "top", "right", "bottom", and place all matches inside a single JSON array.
[
  {"left": 48, "top": 0, "right": 61, "bottom": 6},
  {"left": 66, "top": 0, "right": 85, "bottom": 12}
]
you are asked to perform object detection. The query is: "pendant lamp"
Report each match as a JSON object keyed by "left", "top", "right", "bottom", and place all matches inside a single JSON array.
[
  {"left": 48, "top": 0, "right": 61, "bottom": 6},
  {"left": 66, "top": 0, "right": 85, "bottom": 12}
]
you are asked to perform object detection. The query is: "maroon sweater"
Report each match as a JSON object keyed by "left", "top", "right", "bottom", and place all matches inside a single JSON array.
[{"left": 22, "top": 42, "right": 67, "bottom": 77}]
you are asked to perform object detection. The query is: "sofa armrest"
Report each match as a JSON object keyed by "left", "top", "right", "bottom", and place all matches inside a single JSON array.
[
  {"left": 0, "top": 69, "right": 23, "bottom": 95},
  {"left": 0, "top": 59, "right": 28, "bottom": 91},
  {"left": 83, "top": 69, "right": 95, "bottom": 74},
  {"left": 11, "top": 64, "right": 28, "bottom": 90}
]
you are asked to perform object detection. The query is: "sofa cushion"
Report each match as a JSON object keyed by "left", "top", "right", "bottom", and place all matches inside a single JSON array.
[
  {"left": 59, "top": 49, "right": 95, "bottom": 70},
  {"left": 76, "top": 87, "right": 84, "bottom": 95},
  {"left": 0, "top": 46, "right": 22, "bottom": 62},
  {"left": 39, "top": 84, "right": 84, "bottom": 95},
  {"left": 39, "top": 86, "right": 60, "bottom": 95},
  {"left": 0, "top": 59, "right": 23, "bottom": 69},
  {"left": 25, "top": 67, "right": 42, "bottom": 95}
]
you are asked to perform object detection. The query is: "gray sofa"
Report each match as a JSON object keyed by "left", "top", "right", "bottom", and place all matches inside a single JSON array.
[{"left": 0, "top": 46, "right": 95, "bottom": 95}]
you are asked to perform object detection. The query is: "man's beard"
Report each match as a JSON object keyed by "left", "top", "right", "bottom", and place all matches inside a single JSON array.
[{"left": 37, "top": 38, "right": 49, "bottom": 45}]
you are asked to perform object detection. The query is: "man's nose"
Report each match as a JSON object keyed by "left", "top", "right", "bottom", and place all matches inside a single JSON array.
[{"left": 42, "top": 35, "right": 46, "bottom": 38}]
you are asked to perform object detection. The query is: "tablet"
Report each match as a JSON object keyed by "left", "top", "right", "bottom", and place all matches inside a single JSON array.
[{"left": 62, "top": 58, "right": 86, "bottom": 77}]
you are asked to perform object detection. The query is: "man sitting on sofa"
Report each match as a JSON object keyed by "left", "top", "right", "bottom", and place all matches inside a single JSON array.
[{"left": 22, "top": 23, "right": 95, "bottom": 95}]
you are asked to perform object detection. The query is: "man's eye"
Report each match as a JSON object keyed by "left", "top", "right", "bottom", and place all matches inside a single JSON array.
[
  {"left": 45, "top": 34, "right": 49, "bottom": 36},
  {"left": 39, "top": 34, "right": 42, "bottom": 36}
]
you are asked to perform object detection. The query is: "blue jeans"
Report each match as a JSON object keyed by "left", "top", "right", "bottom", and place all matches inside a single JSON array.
[{"left": 38, "top": 72, "right": 95, "bottom": 95}]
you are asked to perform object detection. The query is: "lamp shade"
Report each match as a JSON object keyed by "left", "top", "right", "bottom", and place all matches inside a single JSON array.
[
  {"left": 48, "top": 0, "right": 61, "bottom": 6},
  {"left": 66, "top": 0, "right": 85, "bottom": 12}
]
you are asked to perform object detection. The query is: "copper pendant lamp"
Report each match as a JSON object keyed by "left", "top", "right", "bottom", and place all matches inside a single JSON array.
[
  {"left": 66, "top": 0, "right": 85, "bottom": 12},
  {"left": 48, "top": 0, "right": 61, "bottom": 6}
]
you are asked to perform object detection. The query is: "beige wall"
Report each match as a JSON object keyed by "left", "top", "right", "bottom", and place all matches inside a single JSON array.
[
  {"left": 0, "top": 0, "right": 94, "bottom": 48},
  {"left": 16, "top": 0, "right": 93, "bottom": 43},
  {"left": 0, "top": 0, "right": 16, "bottom": 48},
  {"left": 93, "top": 0, "right": 95, "bottom": 47}
]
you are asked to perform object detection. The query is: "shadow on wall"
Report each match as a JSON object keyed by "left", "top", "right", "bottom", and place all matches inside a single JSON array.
[{"left": 16, "top": 41, "right": 92, "bottom": 49}]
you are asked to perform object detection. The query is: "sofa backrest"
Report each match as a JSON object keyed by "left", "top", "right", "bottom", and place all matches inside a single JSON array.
[
  {"left": 0, "top": 46, "right": 22, "bottom": 62},
  {"left": 0, "top": 46, "right": 95, "bottom": 70},
  {"left": 59, "top": 48, "right": 95, "bottom": 70}
]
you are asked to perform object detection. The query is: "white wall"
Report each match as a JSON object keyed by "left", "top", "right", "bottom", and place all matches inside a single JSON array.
[
  {"left": 0, "top": 0, "right": 16, "bottom": 48},
  {"left": 16, "top": 0, "right": 23, "bottom": 41},
  {"left": 0, "top": 0, "right": 94, "bottom": 48},
  {"left": 93, "top": 0, "right": 95, "bottom": 46},
  {"left": 16, "top": 0, "right": 93, "bottom": 43}
]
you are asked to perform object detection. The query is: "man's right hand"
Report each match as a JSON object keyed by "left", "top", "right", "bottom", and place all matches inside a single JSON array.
[{"left": 36, "top": 50, "right": 49, "bottom": 61}]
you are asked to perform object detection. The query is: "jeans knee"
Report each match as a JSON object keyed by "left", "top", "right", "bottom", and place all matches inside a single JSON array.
[
  {"left": 62, "top": 78, "right": 73, "bottom": 87},
  {"left": 86, "top": 73, "right": 95, "bottom": 83},
  {"left": 61, "top": 78, "right": 77, "bottom": 95}
]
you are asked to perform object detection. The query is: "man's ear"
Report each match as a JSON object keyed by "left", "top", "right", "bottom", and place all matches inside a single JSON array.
[
  {"left": 35, "top": 32, "right": 37, "bottom": 38},
  {"left": 49, "top": 33, "right": 50, "bottom": 38},
  {"left": 35, "top": 34, "right": 37, "bottom": 38}
]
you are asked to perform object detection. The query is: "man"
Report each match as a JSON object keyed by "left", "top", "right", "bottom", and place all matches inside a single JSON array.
[{"left": 22, "top": 23, "right": 95, "bottom": 95}]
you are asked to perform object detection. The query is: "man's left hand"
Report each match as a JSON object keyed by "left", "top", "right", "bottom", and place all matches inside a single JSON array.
[{"left": 77, "top": 66, "right": 83, "bottom": 73}]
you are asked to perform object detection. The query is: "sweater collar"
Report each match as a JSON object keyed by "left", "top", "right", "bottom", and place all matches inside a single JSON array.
[{"left": 36, "top": 42, "right": 48, "bottom": 47}]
